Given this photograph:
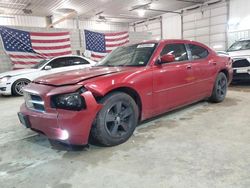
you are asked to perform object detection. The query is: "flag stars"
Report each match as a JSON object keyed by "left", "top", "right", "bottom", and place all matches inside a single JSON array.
[{"left": 0, "top": 27, "right": 33, "bottom": 53}]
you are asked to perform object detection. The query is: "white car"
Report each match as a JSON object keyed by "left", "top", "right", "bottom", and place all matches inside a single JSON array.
[
  {"left": 0, "top": 55, "right": 96, "bottom": 96},
  {"left": 227, "top": 39, "right": 250, "bottom": 82}
]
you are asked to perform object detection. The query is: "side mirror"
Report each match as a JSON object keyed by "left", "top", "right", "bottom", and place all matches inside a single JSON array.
[
  {"left": 158, "top": 54, "right": 175, "bottom": 64},
  {"left": 44, "top": 65, "right": 52, "bottom": 70}
]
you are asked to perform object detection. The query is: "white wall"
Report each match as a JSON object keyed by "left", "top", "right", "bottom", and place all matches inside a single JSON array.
[
  {"left": 229, "top": 0, "right": 250, "bottom": 31},
  {"left": 162, "top": 13, "right": 182, "bottom": 39},
  {"left": 0, "top": 15, "right": 46, "bottom": 27},
  {"left": 52, "top": 17, "right": 129, "bottom": 32},
  {"left": 228, "top": 0, "right": 250, "bottom": 46},
  {"left": 132, "top": 18, "right": 162, "bottom": 40}
]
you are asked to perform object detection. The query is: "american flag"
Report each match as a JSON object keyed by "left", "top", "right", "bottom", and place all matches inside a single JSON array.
[
  {"left": 84, "top": 30, "right": 129, "bottom": 61},
  {"left": 0, "top": 26, "right": 72, "bottom": 69}
]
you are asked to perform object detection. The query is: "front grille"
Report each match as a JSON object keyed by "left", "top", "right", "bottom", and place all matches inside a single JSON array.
[
  {"left": 233, "top": 73, "right": 250, "bottom": 81},
  {"left": 24, "top": 92, "right": 45, "bottom": 112},
  {"left": 232, "top": 59, "right": 250, "bottom": 68}
]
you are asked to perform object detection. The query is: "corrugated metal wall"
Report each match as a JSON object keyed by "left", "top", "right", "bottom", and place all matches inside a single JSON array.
[
  {"left": 162, "top": 13, "right": 182, "bottom": 39},
  {"left": 132, "top": 17, "right": 162, "bottom": 40},
  {"left": 0, "top": 15, "right": 46, "bottom": 27},
  {"left": 183, "top": 1, "right": 228, "bottom": 51}
]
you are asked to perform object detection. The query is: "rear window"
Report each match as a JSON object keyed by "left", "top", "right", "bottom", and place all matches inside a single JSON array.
[{"left": 189, "top": 44, "right": 209, "bottom": 60}]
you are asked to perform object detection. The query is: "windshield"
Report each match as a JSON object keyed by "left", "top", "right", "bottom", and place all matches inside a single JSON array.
[
  {"left": 32, "top": 59, "right": 49, "bottom": 69},
  {"left": 227, "top": 40, "right": 250, "bottom": 52},
  {"left": 96, "top": 43, "right": 157, "bottom": 67}
]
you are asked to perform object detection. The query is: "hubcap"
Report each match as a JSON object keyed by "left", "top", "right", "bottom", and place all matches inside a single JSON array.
[
  {"left": 15, "top": 81, "right": 29, "bottom": 95},
  {"left": 105, "top": 101, "right": 133, "bottom": 137},
  {"left": 217, "top": 76, "right": 227, "bottom": 97}
]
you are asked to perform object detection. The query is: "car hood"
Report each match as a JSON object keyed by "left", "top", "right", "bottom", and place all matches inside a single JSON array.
[
  {"left": 0, "top": 68, "right": 37, "bottom": 78},
  {"left": 227, "top": 50, "right": 250, "bottom": 59},
  {"left": 34, "top": 66, "right": 130, "bottom": 86}
]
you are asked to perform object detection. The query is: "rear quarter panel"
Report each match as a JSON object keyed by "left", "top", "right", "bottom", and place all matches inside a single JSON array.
[{"left": 214, "top": 54, "right": 233, "bottom": 84}]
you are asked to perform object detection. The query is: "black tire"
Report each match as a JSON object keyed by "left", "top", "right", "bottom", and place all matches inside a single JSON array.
[
  {"left": 12, "top": 79, "right": 31, "bottom": 96},
  {"left": 90, "top": 92, "right": 139, "bottom": 146},
  {"left": 209, "top": 72, "right": 228, "bottom": 103}
]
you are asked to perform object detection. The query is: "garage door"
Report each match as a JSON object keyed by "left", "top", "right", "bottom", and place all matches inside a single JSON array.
[
  {"left": 133, "top": 17, "right": 162, "bottom": 40},
  {"left": 183, "top": 1, "right": 228, "bottom": 51}
]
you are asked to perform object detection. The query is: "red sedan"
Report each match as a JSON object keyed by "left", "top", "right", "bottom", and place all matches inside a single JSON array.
[{"left": 18, "top": 40, "right": 233, "bottom": 146}]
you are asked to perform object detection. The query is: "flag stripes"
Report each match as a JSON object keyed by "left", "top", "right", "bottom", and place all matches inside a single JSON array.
[
  {"left": 84, "top": 30, "right": 129, "bottom": 61},
  {"left": 0, "top": 26, "right": 72, "bottom": 69}
]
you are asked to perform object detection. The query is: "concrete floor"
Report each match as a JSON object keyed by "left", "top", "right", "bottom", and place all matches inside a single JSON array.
[{"left": 0, "top": 86, "right": 250, "bottom": 188}]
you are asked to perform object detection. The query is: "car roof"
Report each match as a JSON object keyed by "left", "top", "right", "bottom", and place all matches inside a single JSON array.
[
  {"left": 49, "top": 54, "right": 84, "bottom": 60},
  {"left": 133, "top": 39, "right": 205, "bottom": 45},
  {"left": 44, "top": 55, "right": 96, "bottom": 65}
]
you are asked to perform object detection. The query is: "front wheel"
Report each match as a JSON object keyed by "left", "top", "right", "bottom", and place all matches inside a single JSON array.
[
  {"left": 90, "top": 92, "right": 139, "bottom": 146},
  {"left": 209, "top": 72, "right": 228, "bottom": 103},
  {"left": 12, "top": 79, "right": 30, "bottom": 96}
]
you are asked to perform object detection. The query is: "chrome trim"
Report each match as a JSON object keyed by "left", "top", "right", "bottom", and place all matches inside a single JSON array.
[
  {"left": 23, "top": 91, "right": 45, "bottom": 113},
  {"left": 27, "top": 100, "right": 44, "bottom": 105}
]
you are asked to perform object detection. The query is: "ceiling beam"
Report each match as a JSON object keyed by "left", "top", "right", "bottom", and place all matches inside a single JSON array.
[
  {"left": 147, "top": 8, "right": 181, "bottom": 14},
  {"left": 176, "top": 0, "right": 205, "bottom": 3}
]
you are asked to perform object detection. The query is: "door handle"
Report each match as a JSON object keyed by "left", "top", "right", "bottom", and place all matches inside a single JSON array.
[
  {"left": 209, "top": 60, "right": 217, "bottom": 65},
  {"left": 186, "top": 65, "right": 192, "bottom": 69}
]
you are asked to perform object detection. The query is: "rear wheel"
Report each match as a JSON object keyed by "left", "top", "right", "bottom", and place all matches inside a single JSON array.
[
  {"left": 209, "top": 72, "right": 228, "bottom": 103},
  {"left": 12, "top": 79, "right": 30, "bottom": 96},
  {"left": 90, "top": 92, "right": 139, "bottom": 146}
]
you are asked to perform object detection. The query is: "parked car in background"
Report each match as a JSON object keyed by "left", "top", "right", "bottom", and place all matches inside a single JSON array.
[
  {"left": 18, "top": 40, "right": 233, "bottom": 147},
  {"left": 227, "top": 39, "right": 250, "bottom": 82},
  {"left": 0, "top": 55, "right": 96, "bottom": 96}
]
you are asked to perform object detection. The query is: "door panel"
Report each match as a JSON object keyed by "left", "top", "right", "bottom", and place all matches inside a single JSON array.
[
  {"left": 188, "top": 44, "right": 217, "bottom": 97},
  {"left": 190, "top": 58, "right": 217, "bottom": 97},
  {"left": 153, "top": 62, "right": 194, "bottom": 114},
  {"left": 152, "top": 43, "right": 198, "bottom": 114}
]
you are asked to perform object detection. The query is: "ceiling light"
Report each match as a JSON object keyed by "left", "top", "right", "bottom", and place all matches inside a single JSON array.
[{"left": 137, "top": 9, "right": 145, "bottom": 17}]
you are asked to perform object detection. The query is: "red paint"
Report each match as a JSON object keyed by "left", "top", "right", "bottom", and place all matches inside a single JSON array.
[{"left": 19, "top": 40, "right": 233, "bottom": 145}]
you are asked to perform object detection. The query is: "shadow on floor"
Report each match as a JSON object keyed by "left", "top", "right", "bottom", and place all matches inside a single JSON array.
[
  {"left": 229, "top": 81, "right": 250, "bottom": 92},
  {"left": 24, "top": 134, "right": 89, "bottom": 151}
]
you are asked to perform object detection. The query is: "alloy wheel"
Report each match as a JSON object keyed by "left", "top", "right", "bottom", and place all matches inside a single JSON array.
[
  {"left": 15, "top": 80, "right": 29, "bottom": 95},
  {"left": 217, "top": 76, "right": 227, "bottom": 98},
  {"left": 104, "top": 101, "right": 133, "bottom": 137}
]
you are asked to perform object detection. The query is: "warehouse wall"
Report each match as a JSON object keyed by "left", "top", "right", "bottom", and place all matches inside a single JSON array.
[
  {"left": 162, "top": 13, "right": 182, "bottom": 39},
  {"left": 53, "top": 18, "right": 129, "bottom": 31},
  {"left": 132, "top": 17, "right": 162, "bottom": 40},
  {"left": 0, "top": 15, "right": 47, "bottom": 27},
  {"left": 182, "top": 1, "right": 228, "bottom": 51}
]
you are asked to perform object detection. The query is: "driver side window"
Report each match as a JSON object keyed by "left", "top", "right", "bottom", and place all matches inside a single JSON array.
[
  {"left": 160, "top": 43, "right": 188, "bottom": 62},
  {"left": 46, "top": 57, "right": 68, "bottom": 69}
]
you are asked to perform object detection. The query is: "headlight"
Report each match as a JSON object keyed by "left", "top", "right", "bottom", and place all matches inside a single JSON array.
[
  {"left": 0, "top": 76, "right": 11, "bottom": 83},
  {"left": 51, "top": 89, "right": 87, "bottom": 111}
]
